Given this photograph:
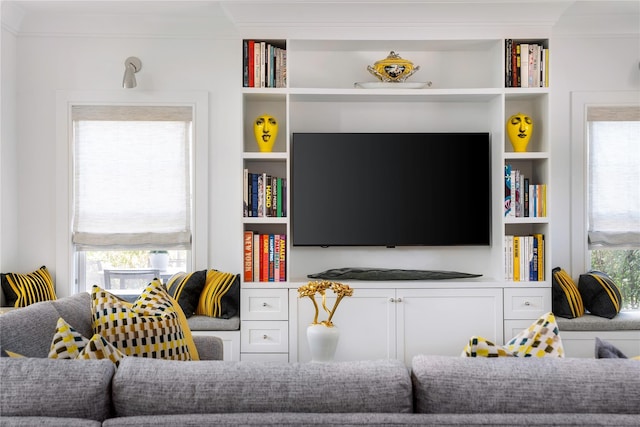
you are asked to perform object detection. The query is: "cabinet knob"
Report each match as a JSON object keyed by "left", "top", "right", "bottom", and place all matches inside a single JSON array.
[
  {"left": 396, "top": 297, "right": 402, "bottom": 303},
  {"left": 524, "top": 301, "right": 531, "bottom": 306},
  {"left": 263, "top": 334, "right": 268, "bottom": 340},
  {"left": 262, "top": 302, "right": 268, "bottom": 307},
  {"left": 389, "top": 298, "right": 395, "bottom": 303}
]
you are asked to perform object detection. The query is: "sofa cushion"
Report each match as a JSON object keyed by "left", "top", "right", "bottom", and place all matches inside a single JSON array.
[
  {"left": 112, "top": 358, "right": 412, "bottom": 417},
  {"left": 1, "top": 266, "right": 57, "bottom": 307},
  {"left": 91, "top": 280, "right": 199, "bottom": 360},
  {"left": 0, "top": 358, "right": 114, "bottom": 421},
  {"left": 0, "top": 294, "right": 89, "bottom": 358},
  {"left": 412, "top": 355, "right": 640, "bottom": 415},
  {"left": 165, "top": 270, "right": 207, "bottom": 318}
]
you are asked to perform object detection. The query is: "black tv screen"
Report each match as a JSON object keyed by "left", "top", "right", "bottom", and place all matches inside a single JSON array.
[{"left": 291, "top": 132, "right": 491, "bottom": 247}]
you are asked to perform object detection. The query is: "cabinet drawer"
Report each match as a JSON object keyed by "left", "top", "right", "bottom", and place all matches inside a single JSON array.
[
  {"left": 241, "top": 320, "right": 288, "bottom": 353},
  {"left": 241, "top": 289, "right": 288, "bottom": 320},
  {"left": 504, "top": 288, "right": 550, "bottom": 319}
]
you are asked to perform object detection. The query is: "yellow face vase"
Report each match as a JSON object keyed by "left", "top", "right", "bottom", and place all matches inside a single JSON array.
[
  {"left": 254, "top": 114, "right": 279, "bottom": 152},
  {"left": 506, "top": 113, "right": 533, "bottom": 152}
]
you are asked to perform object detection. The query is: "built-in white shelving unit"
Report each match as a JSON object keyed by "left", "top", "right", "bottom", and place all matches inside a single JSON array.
[{"left": 240, "top": 38, "right": 551, "bottom": 363}]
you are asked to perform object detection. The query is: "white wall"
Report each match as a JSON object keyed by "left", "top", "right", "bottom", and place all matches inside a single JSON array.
[
  {"left": 549, "top": 33, "right": 640, "bottom": 274},
  {"left": 2, "top": 7, "right": 244, "bottom": 295},
  {"left": 1, "top": 2, "right": 639, "bottom": 295},
  {"left": 1, "top": 24, "right": 18, "bottom": 273}
]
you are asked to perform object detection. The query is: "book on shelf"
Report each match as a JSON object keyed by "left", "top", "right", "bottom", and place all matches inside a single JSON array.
[
  {"left": 243, "top": 40, "right": 287, "bottom": 88},
  {"left": 243, "top": 169, "right": 287, "bottom": 218},
  {"left": 504, "top": 164, "right": 547, "bottom": 218},
  {"left": 505, "top": 234, "right": 545, "bottom": 282},
  {"left": 244, "top": 231, "right": 287, "bottom": 283},
  {"left": 505, "top": 39, "right": 549, "bottom": 88},
  {"left": 243, "top": 231, "right": 253, "bottom": 282}
]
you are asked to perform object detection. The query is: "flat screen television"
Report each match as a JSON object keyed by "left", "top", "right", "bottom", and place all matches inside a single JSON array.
[{"left": 291, "top": 132, "right": 491, "bottom": 247}]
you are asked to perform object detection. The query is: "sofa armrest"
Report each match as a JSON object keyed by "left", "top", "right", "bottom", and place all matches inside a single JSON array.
[{"left": 192, "top": 335, "right": 223, "bottom": 360}]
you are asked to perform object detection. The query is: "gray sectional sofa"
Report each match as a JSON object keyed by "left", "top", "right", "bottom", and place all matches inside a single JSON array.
[{"left": 1, "top": 294, "right": 640, "bottom": 426}]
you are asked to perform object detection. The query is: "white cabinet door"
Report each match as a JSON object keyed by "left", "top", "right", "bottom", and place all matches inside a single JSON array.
[
  {"left": 290, "top": 288, "right": 395, "bottom": 362},
  {"left": 397, "top": 288, "right": 503, "bottom": 365}
]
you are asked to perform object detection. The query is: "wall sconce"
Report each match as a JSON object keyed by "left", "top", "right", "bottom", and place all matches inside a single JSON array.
[{"left": 122, "top": 57, "right": 142, "bottom": 89}]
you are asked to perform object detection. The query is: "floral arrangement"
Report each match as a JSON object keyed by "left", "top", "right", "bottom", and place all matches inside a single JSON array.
[{"left": 297, "top": 281, "right": 353, "bottom": 327}]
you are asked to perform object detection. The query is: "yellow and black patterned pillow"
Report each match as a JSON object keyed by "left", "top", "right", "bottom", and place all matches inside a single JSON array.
[
  {"left": 462, "top": 336, "right": 515, "bottom": 357},
  {"left": 579, "top": 270, "right": 622, "bottom": 319},
  {"left": 48, "top": 317, "right": 124, "bottom": 366},
  {"left": 78, "top": 335, "right": 126, "bottom": 367},
  {"left": 552, "top": 267, "right": 584, "bottom": 319},
  {"left": 1, "top": 266, "right": 57, "bottom": 307},
  {"left": 463, "top": 312, "right": 564, "bottom": 358},
  {"left": 165, "top": 270, "right": 207, "bottom": 317},
  {"left": 504, "top": 312, "right": 564, "bottom": 357},
  {"left": 91, "top": 280, "right": 199, "bottom": 360},
  {"left": 49, "top": 317, "right": 89, "bottom": 359},
  {"left": 196, "top": 270, "right": 240, "bottom": 319}
]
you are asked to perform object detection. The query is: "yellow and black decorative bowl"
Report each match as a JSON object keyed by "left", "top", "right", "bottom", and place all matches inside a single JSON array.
[{"left": 367, "top": 51, "right": 420, "bottom": 83}]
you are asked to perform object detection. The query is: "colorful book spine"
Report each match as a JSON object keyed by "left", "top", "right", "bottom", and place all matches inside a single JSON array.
[{"left": 243, "top": 231, "right": 253, "bottom": 282}]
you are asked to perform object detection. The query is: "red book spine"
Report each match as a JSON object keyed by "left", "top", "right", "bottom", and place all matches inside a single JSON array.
[
  {"left": 243, "top": 231, "right": 253, "bottom": 282},
  {"left": 248, "top": 40, "right": 255, "bottom": 87}
]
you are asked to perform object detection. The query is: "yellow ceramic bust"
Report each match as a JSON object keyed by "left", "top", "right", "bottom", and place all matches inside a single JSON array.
[
  {"left": 506, "top": 113, "right": 533, "bottom": 152},
  {"left": 254, "top": 114, "right": 279, "bottom": 152}
]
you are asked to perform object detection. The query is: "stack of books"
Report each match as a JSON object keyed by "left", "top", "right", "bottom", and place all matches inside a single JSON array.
[
  {"left": 504, "top": 234, "right": 545, "bottom": 282},
  {"left": 243, "top": 170, "right": 287, "bottom": 218},
  {"left": 244, "top": 231, "right": 286, "bottom": 283},
  {"left": 504, "top": 164, "right": 547, "bottom": 218},
  {"left": 243, "top": 40, "right": 286, "bottom": 88},
  {"left": 505, "top": 39, "right": 549, "bottom": 88}
]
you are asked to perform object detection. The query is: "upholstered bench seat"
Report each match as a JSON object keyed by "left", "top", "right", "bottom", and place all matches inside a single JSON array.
[
  {"left": 187, "top": 315, "right": 240, "bottom": 331},
  {"left": 556, "top": 311, "right": 640, "bottom": 358},
  {"left": 556, "top": 311, "right": 640, "bottom": 331}
]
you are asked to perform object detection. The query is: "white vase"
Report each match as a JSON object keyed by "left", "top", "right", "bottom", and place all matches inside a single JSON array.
[
  {"left": 306, "top": 323, "right": 340, "bottom": 362},
  {"left": 149, "top": 253, "right": 169, "bottom": 271}
]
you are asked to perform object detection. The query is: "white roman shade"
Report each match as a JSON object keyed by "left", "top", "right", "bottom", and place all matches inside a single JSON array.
[
  {"left": 587, "top": 105, "right": 640, "bottom": 249},
  {"left": 72, "top": 105, "right": 193, "bottom": 249}
]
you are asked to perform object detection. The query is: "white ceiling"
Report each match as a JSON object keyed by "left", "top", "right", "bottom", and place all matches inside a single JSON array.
[{"left": 2, "top": 1, "right": 639, "bottom": 36}]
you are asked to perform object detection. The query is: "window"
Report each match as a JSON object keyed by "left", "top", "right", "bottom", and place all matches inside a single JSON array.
[
  {"left": 586, "top": 105, "right": 640, "bottom": 310},
  {"left": 72, "top": 105, "right": 193, "bottom": 293}
]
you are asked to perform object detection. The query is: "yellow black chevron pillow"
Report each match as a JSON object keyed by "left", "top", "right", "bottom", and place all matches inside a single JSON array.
[
  {"left": 552, "top": 267, "right": 584, "bottom": 319},
  {"left": 1, "top": 266, "right": 57, "bottom": 307},
  {"left": 196, "top": 270, "right": 240, "bottom": 319},
  {"left": 91, "top": 280, "right": 199, "bottom": 360},
  {"left": 165, "top": 270, "right": 207, "bottom": 317},
  {"left": 578, "top": 270, "right": 622, "bottom": 319}
]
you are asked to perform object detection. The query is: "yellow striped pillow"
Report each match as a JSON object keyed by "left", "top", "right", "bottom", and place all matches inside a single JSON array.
[
  {"left": 1, "top": 266, "right": 57, "bottom": 307},
  {"left": 165, "top": 270, "right": 207, "bottom": 317},
  {"left": 578, "top": 271, "right": 622, "bottom": 319},
  {"left": 196, "top": 270, "right": 240, "bottom": 318}
]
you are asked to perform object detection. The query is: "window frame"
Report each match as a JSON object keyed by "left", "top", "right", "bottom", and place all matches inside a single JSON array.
[
  {"left": 570, "top": 91, "right": 640, "bottom": 276},
  {"left": 56, "top": 91, "right": 209, "bottom": 297}
]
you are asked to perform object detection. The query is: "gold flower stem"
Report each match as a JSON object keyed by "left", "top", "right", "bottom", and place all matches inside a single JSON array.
[
  {"left": 326, "top": 294, "right": 345, "bottom": 325},
  {"left": 307, "top": 295, "right": 320, "bottom": 324}
]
